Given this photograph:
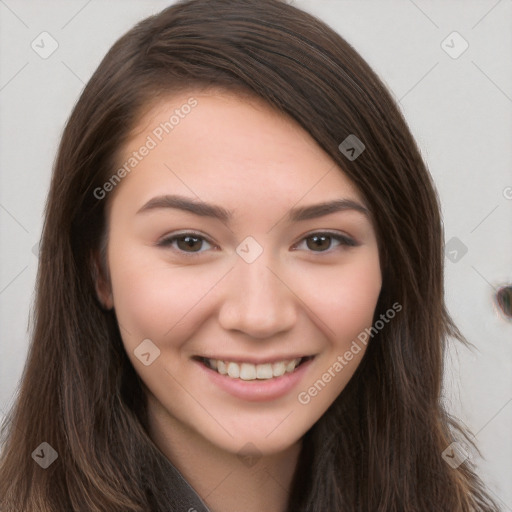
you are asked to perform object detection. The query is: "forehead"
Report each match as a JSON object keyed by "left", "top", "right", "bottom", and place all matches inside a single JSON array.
[{"left": 110, "top": 90, "right": 365, "bottom": 212}]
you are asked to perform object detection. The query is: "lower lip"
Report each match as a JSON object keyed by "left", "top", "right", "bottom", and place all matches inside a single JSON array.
[{"left": 194, "top": 357, "right": 315, "bottom": 402}]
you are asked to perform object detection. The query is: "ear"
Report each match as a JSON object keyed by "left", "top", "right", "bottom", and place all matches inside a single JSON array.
[{"left": 90, "top": 249, "right": 114, "bottom": 310}]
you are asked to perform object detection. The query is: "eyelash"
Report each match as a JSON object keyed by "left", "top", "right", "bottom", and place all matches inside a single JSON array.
[{"left": 156, "top": 230, "right": 358, "bottom": 257}]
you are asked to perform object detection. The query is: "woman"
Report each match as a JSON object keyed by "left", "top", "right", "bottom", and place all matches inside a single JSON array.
[{"left": 0, "top": 0, "right": 501, "bottom": 510}]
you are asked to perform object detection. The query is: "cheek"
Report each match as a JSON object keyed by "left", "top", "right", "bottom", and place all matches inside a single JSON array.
[
  {"left": 108, "top": 249, "right": 221, "bottom": 347},
  {"left": 293, "top": 251, "right": 382, "bottom": 342},
  {"left": 332, "top": 270, "right": 381, "bottom": 342},
  {"left": 293, "top": 257, "right": 381, "bottom": 410},
  {"left": 109, "top": 262, "right": 169, "bottom": 340}
]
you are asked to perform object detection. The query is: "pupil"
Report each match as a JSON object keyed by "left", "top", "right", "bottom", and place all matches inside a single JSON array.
[
  {"left": 307, "top": 235, "right": 330, "bottom": 251},
  {"left": 178, "top": 236, "right": 202, "bottom": 252}
]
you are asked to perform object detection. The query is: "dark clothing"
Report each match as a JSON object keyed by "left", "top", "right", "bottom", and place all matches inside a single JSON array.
[{"left": 144, "top": 444, "right": 212, "bottom": 512}]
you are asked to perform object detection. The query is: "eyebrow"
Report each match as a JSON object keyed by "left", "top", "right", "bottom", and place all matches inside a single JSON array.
[{"left": 136, "top": 194, "right": 369, "bottom": 223}]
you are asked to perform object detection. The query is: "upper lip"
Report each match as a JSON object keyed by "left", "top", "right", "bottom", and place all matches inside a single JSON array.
[{"left": 193, "top": 354, "right": 315, "bottom": 365}]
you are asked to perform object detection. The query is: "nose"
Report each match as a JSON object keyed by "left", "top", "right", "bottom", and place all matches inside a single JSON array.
[{"left": 217, "top": 252, "right": 298, "bottom": 339}]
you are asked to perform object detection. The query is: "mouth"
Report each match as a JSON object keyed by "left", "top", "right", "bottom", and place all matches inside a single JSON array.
[{"left": 193, "top": 355, "right": 315, "bottom": 381}]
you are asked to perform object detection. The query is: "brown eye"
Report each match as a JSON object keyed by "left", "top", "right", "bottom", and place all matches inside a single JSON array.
[
  {"left": 298, "top": 232, "right": 357, "bottom": 253},
  {"left": 157, "top": 232, "right": 213, "bottom": 255},
  {"left": 176, "top": 235, "right": 203, "bottom": 252},
  {"left": 306, "top": 234, "right": 332, "bottom": 251}
]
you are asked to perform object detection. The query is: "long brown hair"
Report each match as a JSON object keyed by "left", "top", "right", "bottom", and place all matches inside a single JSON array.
[{"left": 0, "top": 1, "right": 500, "bottom": 510}]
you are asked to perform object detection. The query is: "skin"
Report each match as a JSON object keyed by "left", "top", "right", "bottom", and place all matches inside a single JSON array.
[{"left": 95, "top": 90, "right": 382, "bottom": 512}]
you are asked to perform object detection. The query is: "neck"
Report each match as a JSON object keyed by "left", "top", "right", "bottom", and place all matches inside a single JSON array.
[{"left": 146, "top": 397, "right": 302, "bottom": 512}]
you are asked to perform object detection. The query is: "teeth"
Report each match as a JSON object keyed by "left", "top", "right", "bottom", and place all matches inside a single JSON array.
[
  {"left": 227, "top": 362, "right": 240, "bottom": 378},
  {"left": 206, "top": 357, "right": 302, "bottom": 380},
  {"left": 256, "top": 364, "right": 273, "bottom": 379},
  {"left": 285, "top": 360, "right": 297, "bottom": 372},
  {"left": 272, "top": 361, "right": 286, "bottom": 377},
  {"left": 217, "top": 360, "right": 227, "bottom": 375},
  {"left": 240, "top": 363, "right": 257, "bottom": 380}
]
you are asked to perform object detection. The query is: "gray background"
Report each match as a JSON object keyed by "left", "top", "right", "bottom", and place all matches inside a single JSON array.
[{"left": 1, "top": 0, "right": 511, "bottom": 508}]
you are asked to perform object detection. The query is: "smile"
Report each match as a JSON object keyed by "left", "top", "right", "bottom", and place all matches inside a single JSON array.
[
  {"left": 198, "top": 356, "right": 313, "bottom": 381},
  {"left": 193, "top": 354, "right": 316, "bottom": 402}
]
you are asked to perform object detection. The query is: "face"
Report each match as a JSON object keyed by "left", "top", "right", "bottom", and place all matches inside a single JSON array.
[{"left": 97, "top": 90, "right": 382, "bottom": 457}]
